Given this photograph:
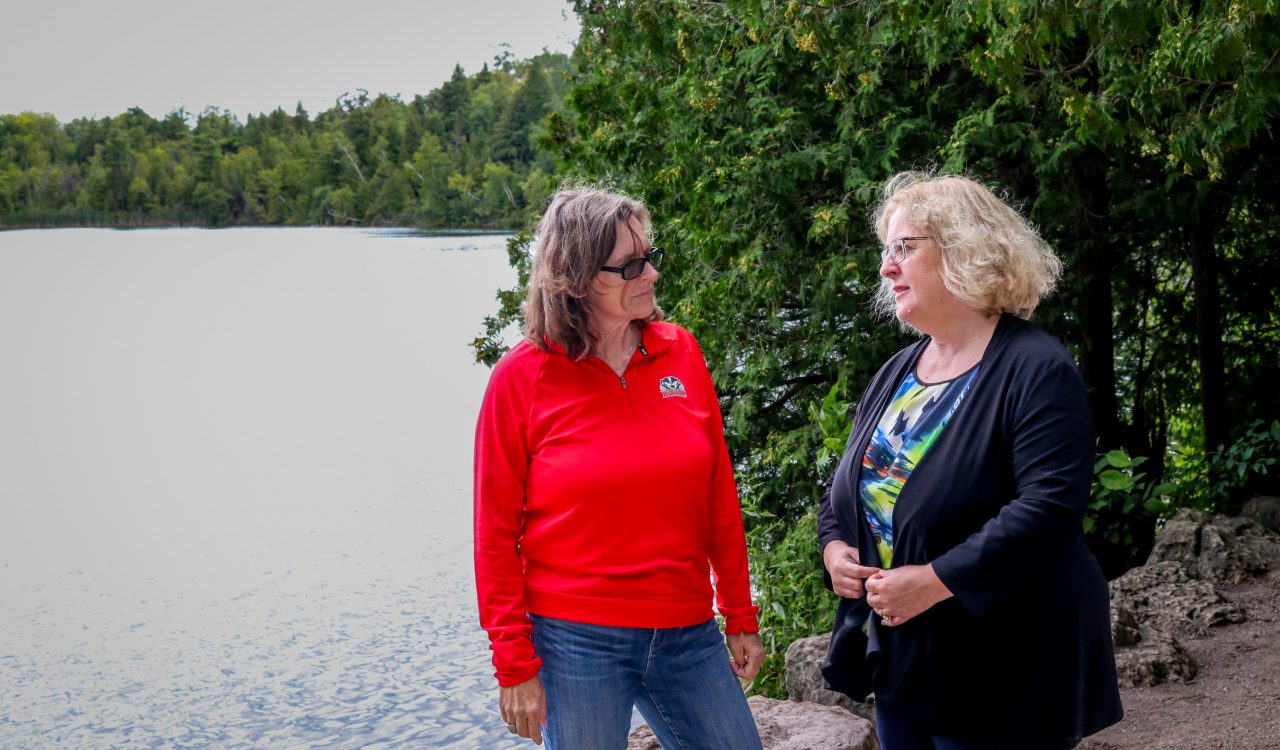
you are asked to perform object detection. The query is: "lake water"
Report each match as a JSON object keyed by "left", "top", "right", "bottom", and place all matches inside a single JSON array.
[{"left": 0, "top": 227, "right": 541, "bottom": 749}]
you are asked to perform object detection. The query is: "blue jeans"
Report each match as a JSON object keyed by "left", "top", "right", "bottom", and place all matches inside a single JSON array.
[{"left": 529, "top": 614, "right": 763, "bottom": 750}]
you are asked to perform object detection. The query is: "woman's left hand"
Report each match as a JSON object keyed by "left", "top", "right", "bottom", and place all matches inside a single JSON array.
[
  {"left": 864, "top": 563, "right": 953, "bottom": 627},
  {"left": 726, "top": 632, "right": 766, "bottom": 680}
]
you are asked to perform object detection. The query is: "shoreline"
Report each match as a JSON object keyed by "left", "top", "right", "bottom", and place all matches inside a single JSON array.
[
  {"left": 0, "top": 221, "right": 520, "bottom": 234},
  {"left": 1, "top": 221, "right": 519, "bottom": 232}
]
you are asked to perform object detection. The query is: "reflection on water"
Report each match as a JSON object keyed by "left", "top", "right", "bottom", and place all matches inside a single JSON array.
[{"left": 0, "top": 228, "right": 529, "bottom": 748}]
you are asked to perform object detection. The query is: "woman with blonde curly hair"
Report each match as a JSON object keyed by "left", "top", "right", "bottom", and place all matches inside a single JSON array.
[
  {"left": 474, "top": 186, "right": 764, "bottom": 749},
  {"left": 818, "top": 172, "right": 1122, "bottom": 748}
]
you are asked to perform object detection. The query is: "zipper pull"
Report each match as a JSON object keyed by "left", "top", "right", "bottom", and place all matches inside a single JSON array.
[{"left": 620, "top": 375, "right": 627, "bottom": 390}]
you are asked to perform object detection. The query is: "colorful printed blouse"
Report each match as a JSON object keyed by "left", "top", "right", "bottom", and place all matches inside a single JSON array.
[{"left": 858, "top": 365, "right": 980, "bottom": 568}]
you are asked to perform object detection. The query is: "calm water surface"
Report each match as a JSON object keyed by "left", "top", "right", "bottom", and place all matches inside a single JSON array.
[{"left": 0, "top": 228, "right": 533, "bottom": 749}]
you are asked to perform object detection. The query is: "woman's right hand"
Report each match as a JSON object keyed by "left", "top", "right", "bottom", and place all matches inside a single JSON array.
[
  {"left": 499, "top": 675, "right": 546, "bottom": 745},
  {"left": 823, "top": 540, "right": 880, "bottom": 599}
]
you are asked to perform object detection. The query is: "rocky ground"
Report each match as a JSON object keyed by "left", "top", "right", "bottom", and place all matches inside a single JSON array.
[{"left": 1080, "top": 570, "right": 1280, "bottom": 750}]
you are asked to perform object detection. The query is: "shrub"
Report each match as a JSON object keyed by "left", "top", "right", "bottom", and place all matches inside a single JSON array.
[
  {"left": 1204, "top": 419, "right": 1280, "bottom": 514},
  {"left": 743, "top": 506, "right": 833, "bottom": 698}
]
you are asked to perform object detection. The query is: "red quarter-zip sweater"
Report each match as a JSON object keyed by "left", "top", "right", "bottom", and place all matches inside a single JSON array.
[{"left": 473, "top": 322, "right": 760, "bottom": 686}]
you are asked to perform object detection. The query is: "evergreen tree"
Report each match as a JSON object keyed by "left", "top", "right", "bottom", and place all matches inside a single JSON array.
[{"left": 0, "top": 51, "right": 570, "bottom": 229}]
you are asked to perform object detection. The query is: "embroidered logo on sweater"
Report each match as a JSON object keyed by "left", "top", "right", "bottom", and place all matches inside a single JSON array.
[{"left": 659, "top": 376, "right": 687, "bottom": 399}]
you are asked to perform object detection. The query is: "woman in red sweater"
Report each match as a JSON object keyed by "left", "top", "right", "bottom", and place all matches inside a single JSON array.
[{"left": 473, "top": 187, "right": 764, "bottom": 748}]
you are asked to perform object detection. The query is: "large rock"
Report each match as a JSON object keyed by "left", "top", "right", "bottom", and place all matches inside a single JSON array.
[
  {"left": 1103, "top": 508, "right": 1280, "bottom": 688},
  {"left": 1109, "top": 560, "right": 1245, "bottom": 638},
  {"left": 626, "top": 695, "right": 876, "bottom": 750},
  {"left": 748, "top": 696, "right": 876, "bottom": 750},
  {"left": 1110, "top": 604, "right": 1197, "bottom": 687},
  {"left": 1146, "top": 508, "right": 1274, "bottom": 583},
  {"left": 1242, "top": 496, "right": 1280, "bottom": 534},
  {"left": 784, "top": 634, "right": 876, "bottom": 723}
]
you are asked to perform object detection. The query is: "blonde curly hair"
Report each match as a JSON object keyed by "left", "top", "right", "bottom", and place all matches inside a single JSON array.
[{"left": 872, "top": 171, "right": 1062, "bottom": 324}]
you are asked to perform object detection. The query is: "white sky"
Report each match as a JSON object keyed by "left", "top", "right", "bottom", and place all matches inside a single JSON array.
[{"left": 1, "top": 0, "right": 580, "bottom": 123}]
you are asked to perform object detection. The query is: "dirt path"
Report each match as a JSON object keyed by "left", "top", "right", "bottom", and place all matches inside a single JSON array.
[{"left": 1079, "top": 571, "right": 1280, "bottom": 749}]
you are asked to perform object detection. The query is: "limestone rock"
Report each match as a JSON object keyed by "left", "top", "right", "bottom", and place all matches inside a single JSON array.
[
  {"left": 625, "top": 725, "right": 662, "bottom": 750},
  {"left": 1109, "top": 561, "right": 1245, "bottom": 638},
  {"left": 1199, "top": 516, "right": 1273, "bottom": 583},
  {"left": 1110, "top": 604, "right": 1142, "bottom": 649},
  {"left": 1242, "top": 496, "right": 1280, "bottom": 534},
  {"left": 784, "top": 634, "right": 876, "bottom": 723},
  {"left": 749, "top": 696, "right": 876, "bottom": 750},
  {"left": 1111, "top": 603, "right": 1197, "bottom": 687},
  {"left": 1146, "top": 508, "right": 1274, "bottom": 583},
  {"left": 1147, "top": 508, "right": 1209, "bottom": 568},
  {"left": 1103, "top": 509, "right": 1279, "bottom": 688},
  {"left": 626, "top": 695, "right": 876, "bottom": 750}
]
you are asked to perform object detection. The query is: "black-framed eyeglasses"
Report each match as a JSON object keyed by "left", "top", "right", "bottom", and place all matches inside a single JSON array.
[
  {"left": 881, "top": 236, "right": 930, "bottom": 264},
  {"left": 600, "top": 247, "right": 664, "bottom": 280}
]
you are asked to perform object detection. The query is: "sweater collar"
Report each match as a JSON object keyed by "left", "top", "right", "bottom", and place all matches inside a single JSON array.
[
  {"left": 638, "top": 321, "right": 677, "bottom": 357},
  {"left": 540, "top": 320, "right": 676, "bottom": 358},
  {"left": 986, "top": 312, "right": 1025, "bottom": 356}
]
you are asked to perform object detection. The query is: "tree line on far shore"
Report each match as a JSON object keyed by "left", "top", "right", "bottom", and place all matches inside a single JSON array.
[{"left": 0, "top": 52, "right": 568, "bottom": 230}]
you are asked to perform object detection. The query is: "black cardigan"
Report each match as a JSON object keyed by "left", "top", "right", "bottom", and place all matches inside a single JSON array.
[{"left": 818, "top": 314, "right": 1123, "bottom": 746}]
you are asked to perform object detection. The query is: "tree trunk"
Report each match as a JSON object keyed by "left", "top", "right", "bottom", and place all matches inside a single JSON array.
[
  {"left": 1071, "top": 155, "right": 1123, "bottom": 451},
  {"left": 1189, "top": 190, "right": 1228, "bottom": 457}
]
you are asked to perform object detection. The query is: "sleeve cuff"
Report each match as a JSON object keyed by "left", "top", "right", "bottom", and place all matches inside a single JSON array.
[
  {"left": 723, "top": 611, "right": 760, "bottom": 634},
  {"left": 495, "top": 657, "right": 542, "bottom": 687}
]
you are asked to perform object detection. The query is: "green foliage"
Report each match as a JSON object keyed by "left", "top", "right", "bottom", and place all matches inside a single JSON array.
[
  {"left": 809, "top": 382, "right": 854, "bottom": 473},
  {"left": 742, "top": 502, "right": 832, "bottom": 699},
  {"left": 474, "top": 230, "right": 534, "bottom": 365},
  {"left": 1087, "top": 448, "right": 1170, "bottom": 571},
  {"left": 0, "top": 54, "right": 570, "bottom": 229},
  {"left": 494, "top": 0, "right": 1280, "bottom": 570},
  {"left": 1206, "top": 420, "right": 1280, "bottom": 512},
  {"left": 1166, "top": 419, "right": 1280, "bottom": 514},
  {"left": 739, "top": 380, "right": 854, "bottom": 697},
  {"left": 460, "top": 2, "right": 1280, "bottom": 597}
]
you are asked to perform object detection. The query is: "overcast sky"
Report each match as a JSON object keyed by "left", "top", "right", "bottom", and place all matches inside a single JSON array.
[{"left": 1, "top": 0, "right": 579, "bottom": 123}]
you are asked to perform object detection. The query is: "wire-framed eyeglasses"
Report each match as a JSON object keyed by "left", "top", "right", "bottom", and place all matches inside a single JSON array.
[
  {"left": 600, "top": 247, "right": 664, "bottom": 280},
  {"left": 881, "top": 236, "right": 930, "bottom": 264}
]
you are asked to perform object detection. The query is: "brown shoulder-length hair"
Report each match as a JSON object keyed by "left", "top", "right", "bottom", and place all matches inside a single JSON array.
[{"left": 523, "top": 186, "right": 664, "bottom": 359}]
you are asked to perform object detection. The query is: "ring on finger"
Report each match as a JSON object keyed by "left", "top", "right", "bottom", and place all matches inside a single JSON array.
[{"left": 507, "top": 723, "right": 518, "bottom": 733}]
